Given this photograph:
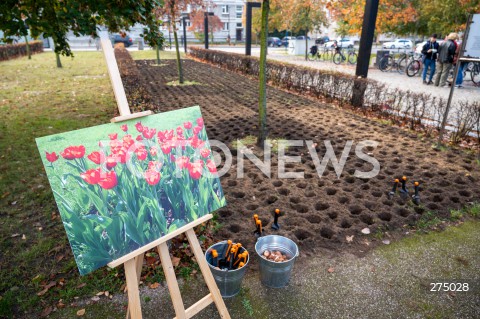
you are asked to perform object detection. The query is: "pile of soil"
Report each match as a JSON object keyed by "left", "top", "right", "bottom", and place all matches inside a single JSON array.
[{"left": 123, "top": 58, "right": 479, "bottom": 255}]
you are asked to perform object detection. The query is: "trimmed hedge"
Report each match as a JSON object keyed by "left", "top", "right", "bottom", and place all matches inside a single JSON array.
[
  {"left": 188, "top": 47, "right": 480, "bottom": 147},
  {"left": 0, "top": 41, "right": 44, "bottom": 61}
]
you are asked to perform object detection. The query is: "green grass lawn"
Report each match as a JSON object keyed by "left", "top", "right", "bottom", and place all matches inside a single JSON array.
[{"left": 0, "top": 51, "right": 124, "bottom": 317}]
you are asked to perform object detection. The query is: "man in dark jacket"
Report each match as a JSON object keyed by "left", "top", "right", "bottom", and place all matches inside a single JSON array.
[
  {"left": 421, "top": 34, "right": 439, "bottom": 84},
  {"left": 434, "top": 33, "right": 458, "bottom": 87}
]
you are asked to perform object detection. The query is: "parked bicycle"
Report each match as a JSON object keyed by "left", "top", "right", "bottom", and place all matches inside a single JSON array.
[
  {"left": 333, "top": 47, "right": 357, "bottom": 65},
  {"left": 469, "top": 61, "right": 480, "bottom": 85},
  {"left": 378, "top": 50, "right": 409, "bottom": 73},
  {"left": 405, "top": 53, "right": 424, "bottom": 77},
  {"left": 307, "top": 45, "right": 321, "bottom": 61}
]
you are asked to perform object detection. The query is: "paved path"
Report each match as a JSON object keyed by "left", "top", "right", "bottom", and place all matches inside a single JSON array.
[{"left": 212, "top": 46, "right": 480, "bottom": 104}]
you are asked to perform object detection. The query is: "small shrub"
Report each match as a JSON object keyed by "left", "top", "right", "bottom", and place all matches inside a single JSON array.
[{"left": 0, "top": 41, "right": 44, "bottom": 61}]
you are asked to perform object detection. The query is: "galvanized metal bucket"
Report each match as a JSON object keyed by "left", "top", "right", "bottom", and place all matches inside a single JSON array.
[
  {"left": 255, "top": 235, "right": 299, "bottom": 288},
  {"left": 205, "top": 241, "right": 249, "bottom": 298}
]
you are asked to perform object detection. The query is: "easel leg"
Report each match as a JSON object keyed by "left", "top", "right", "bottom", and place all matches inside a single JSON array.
[
  {"left": 126, "top": 253, "right": 144, "bottom": 319},
  {"left": 124, "top": 258, "right": 143, "bottom": 319},
  {"left": 158, "top": 242, "right": 187, "bottom": 319},
  {"left": 185, "top": 229, "right": 231, "bottom": 319}
]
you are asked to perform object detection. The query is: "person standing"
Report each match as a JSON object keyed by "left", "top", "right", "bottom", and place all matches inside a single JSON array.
[
  {"left": 454, "top": 36, "right": 465, "bottom": 88},
  {"left": 434, "top": 33, "right": 458, "bottom": 87},
  {"left": 227, "top": 34, "right": 231, "bottom": 46},
  {"left": 421, "top": 34, "right": 439, "bottom": 85}
]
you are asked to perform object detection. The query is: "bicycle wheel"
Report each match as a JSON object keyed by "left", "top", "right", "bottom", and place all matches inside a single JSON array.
[
  {"left": 307, "top": 52, "right": 318, "bottom": 61},
  {"left": 348, "top": 52, "right": 357, "bottom": 65},
  {"left": 397, "top": 57, "right": 408, "bottom": 74},
  {"left": 406, "top": 60, "right": 420, "bottom": 77},
  {"left": 471, "top": 63, "right": 480, "bottom": 84},
  {"left": 324, "top": 50, "right": 333, "bottom": 62},
  {"left": 333, "top": 52, "right": 343, "bottom": 65},
  {"left": 379, "top": 56, "right": 392, "bottom": 72}
]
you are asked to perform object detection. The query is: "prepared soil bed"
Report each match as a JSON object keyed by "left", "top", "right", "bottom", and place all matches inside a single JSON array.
[{"left": 123, "top": 58, "right": 480, "bottom": 255}]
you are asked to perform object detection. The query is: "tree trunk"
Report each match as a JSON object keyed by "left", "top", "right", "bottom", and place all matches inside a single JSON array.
[
  {"left": 257, "top": 0, "right": 270, "bottom": 147},
  {"left": 156, "top": 45, "right": 161, "bottom": 65},
  {"left": 173, "top": 29, "right": 183, "bottom": 84},
  {"left": 55, "top": 52, "right": 62, "bottom": 68},
  {"left": 24, "top": 36, "right": 31, "bottom": 59},
  {"left": 305, "top": 31, "right": 308, "bottom": 61}
]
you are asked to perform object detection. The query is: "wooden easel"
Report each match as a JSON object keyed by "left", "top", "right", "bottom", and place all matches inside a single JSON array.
[{"left": 100, "top": 38, "right": 231, "bottom": 319}]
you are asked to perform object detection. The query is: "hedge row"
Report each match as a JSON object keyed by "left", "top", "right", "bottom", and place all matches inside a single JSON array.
[
  {"left": 0, "top": 41, "right": 44, "bottom": 61},
  {"left": 188, "top": 47, "right": 480, "bottom": 147}
]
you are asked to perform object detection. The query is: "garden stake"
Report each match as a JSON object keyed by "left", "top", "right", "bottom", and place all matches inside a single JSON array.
[
  {"left": 238, "top": 261, "right": 245, "bottom": 269},
  {"left": 228, "top": 247, "right": 236, "bottom": 270},
  {"left": 256, "top": 219, "right": 263, "bottom": 237},
  {"left": 224, "top": 240, "right": 232, "bottom": 260},
  {"left": 400, "top": 176, "right": 409, "bottom": 200},
  {"left": 234, "top": 243, "right": 242, "bottom": 260},
  {"left": 234, "top": 251, "right": 247, "bottom": 268},
  {"left": 387, "top": 179, "right": 399, "bottom": 199},
  {"left": 412, "top": 182, "right": 420, "bottom": 205},
  {"left": 253, "top": 214, "right": 259, "bottom": 226},
  {"left": 211, "top": 249, "right": 219, "bottom": 267},
  {"left": 271, "top": 209, "right": 281, "bottom": 230}
]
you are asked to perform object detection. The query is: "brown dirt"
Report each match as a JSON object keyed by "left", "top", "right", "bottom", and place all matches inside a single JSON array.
[{"left": 123, "top": 58, "right": 480, "bottom": 257}]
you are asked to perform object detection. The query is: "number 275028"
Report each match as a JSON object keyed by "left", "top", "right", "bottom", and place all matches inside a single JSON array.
[{"left": 430, "top": 282, "right": 469, "bottom": 292}]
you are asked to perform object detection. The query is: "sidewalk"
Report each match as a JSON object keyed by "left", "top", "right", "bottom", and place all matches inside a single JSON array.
[
  {"left": 211, "top": 46, "right": 479, "bottom": 104},
  {"left": 50, "top": 221, "right": 480, "bottom": 319}
]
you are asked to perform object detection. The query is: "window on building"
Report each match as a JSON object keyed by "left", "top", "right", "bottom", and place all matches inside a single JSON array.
[
  {"left": 236, "top": 23, "right": 242, "bottom": 28},
  {"left": 236, "top": 5, "right": 243, "bottom": 18},
  {"left": 223, "top": 22, "right": 229, "bottom": 31},
  {"left": 222, "top": 5, "right": 229, "bottom": 14}
]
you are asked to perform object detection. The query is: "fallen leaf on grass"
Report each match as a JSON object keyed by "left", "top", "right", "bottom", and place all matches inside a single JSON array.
[
  {"left": 91, "top": 296, "right": 100, "bottom": 302},
  {"left": 77, "top": 308, "right": 86, "bottom": 316},
  {"left": 11, "top": 233, "right": 20, "bottom": 238},
  {"left": 105, "top": 291, "right": 110, "bottom": 297},
  {"left": 149, "top": 282, "right": 160, "bottom": 289},
  {"left": 327, "top": 267, "right": 335, "bottom": 273},
  {"left": 382, "top": 239, "right": 391, "bottom": 245},
  {"left": 76, "top": 283, "right": 86, "bottom": 289},
  {"left": 37, "top": 281, "right": 56, "bottom": 296},
  {"left": 57, "top": 300, "right": 65, "bottom": 308},
  {"left": 40, "top": 306, "right": 52, "bottom": 317},
  {"left": 171, "top": 257, "right": 181, "bottom": 267},
  {"left": 96, "top": 291, "right": 104, "bottom": 296},
  {"left": 346, "top": 235, "right": 354, "bottom": 243},
  {"left": 22, "top": 234, "right": 26, "bottom": 240}
]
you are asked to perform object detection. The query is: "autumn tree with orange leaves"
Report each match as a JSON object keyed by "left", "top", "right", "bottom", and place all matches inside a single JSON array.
[
  {"left": 328, "top": 0, "right": 479, "bottom": 38},
  {"left": 188, "top": 9, "right": 223, "bottom": 43}
]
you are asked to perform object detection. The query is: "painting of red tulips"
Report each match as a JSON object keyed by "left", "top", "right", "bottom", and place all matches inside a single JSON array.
[{"left": 36, "top": 106, "right": 226, "bottom": 275}]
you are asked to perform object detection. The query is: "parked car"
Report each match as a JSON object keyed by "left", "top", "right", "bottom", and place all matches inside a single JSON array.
[
  {"left": 415, "top": 40, "right": 444, "bottom": 54},
  {"left": 296, "top": 35, "right": 311, "bottom": 40},
  {"left": 324, "top": 38, "right": 355, "bottom": 48},
  {"left": 382, "top": 39, "right": 413, "bottom": 49},
  {"left": 111, "top": 33, "right": 133, "bottom": 47},
  {"left": 281, "top": 36, "right": 295, "bottom": 47},
  {"left": 315, "top": 36, "right": 330, "bottom": 45},
  {"left": 267, "top": 37, "right": 282, "bottom": 47}
]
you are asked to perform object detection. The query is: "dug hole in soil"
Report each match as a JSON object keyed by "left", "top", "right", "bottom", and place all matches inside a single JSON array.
[{"left": 118, "top": 51, "right": 479, "bottom": 267}]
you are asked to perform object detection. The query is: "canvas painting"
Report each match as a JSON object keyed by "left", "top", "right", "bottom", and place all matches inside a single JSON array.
[{"left": 36, "top": 106, "right": 226, "bottom": 275}]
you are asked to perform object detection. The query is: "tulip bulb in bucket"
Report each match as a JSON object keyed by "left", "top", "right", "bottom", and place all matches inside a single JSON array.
[{"left": 255, "top": 235, "right": 299, "bottom": 288}]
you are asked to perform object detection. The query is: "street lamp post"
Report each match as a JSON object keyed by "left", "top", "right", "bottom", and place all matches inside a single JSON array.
[
  {"left": 204, "top": 12, "right": 215, "bottom": 49},
  {"left": 246, "top": 2, "right": 261, "bottom": 56},
  {"left": 182, "top": 14, "right": 190, "bottom": 53}
]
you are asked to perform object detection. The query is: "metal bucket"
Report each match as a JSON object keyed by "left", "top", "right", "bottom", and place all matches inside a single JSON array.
[
  {"left": 255, "top": 235, "right": 299, "bottom": 288},
  {"left": 205, "top": 241, "right": 249, "bottom": 298}
]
